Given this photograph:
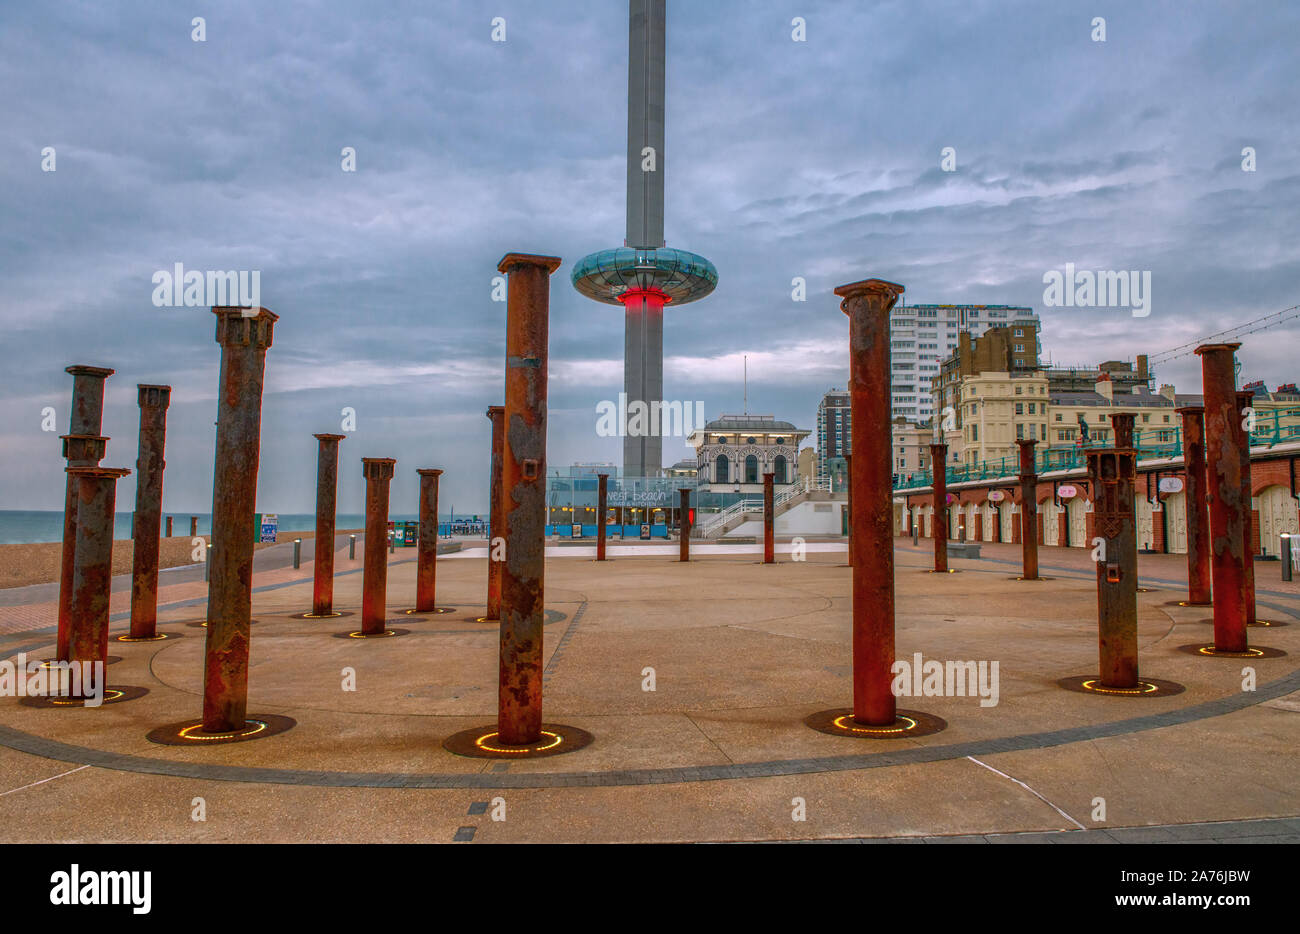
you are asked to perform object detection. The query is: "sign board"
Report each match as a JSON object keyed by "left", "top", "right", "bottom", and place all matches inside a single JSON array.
[
  {"left": 1057, "top": 485, "right": 1077, "bottom": 499},
  {"left": 988, "top": 490, "right": 1005, "bottom": 503},
  {"left": 609, "top": 491, "right": 673, "bottom": 508},
  {"left": 946, "top": 493, "right": 957, "bottom": 505},
  {"left": 258, "top": 513, "right": 278, "bottom": 543},
  {"left": 571, "top": 523, "right": 583, "bottom": 538},
  {"left": 639, "top": 524, "right": 651, "bottom": 540},
  {"left": 1158, "top": 477, "right": 1184, "bottom": 494}
]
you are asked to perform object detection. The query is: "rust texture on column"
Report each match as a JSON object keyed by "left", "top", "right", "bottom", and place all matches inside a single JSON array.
[
  {"left": 1196, "top": 343, "right": 1248, "bottom": 652},
  {"left": 66, "top": 467, "right": 130, "bottom": 691},
  {"left": 497, "top": 253, "right": 561, "bottom": 745},
  {"left": 679, "top": 488, "right": 691, "bottom": 561},
  {"left": 485, "top": 405, "right": 505, "bottom": 620},
  {"left": 845, "top": 453, "right": 853, "bottom": 566},
  {"left": 202, "top": 307, "right": 276, "bottom": 734},
  {"left": 1017, "top": 438, "right": 1039, "bottom": 580},
  {"left": 360, "top": 458, "right": 397, "bottom": 634},
  {"left": 837, "top": 277, "right": 905, "bottom": 725},
  {"left": 416, "top": 469, "right": 443, "bottom": 611},
  {"left": 1236, "top": 390, "right": 1257, "bottom": 624},
  {"left": 1178, "top": 406, "right": 1213, "bottom": 605},
  {"left": 596, "top": 473, "right": 608, "bottom": 561},
  {"left": 763, "top": 472, "right": 775, "bottom": 563},
  {"left": 1089, "top": 413, "right": 1139, "bottom": 687},
  {"left": 930, "top": 443, "right": 948, "bottom": 572},
  {"left": 57, "top": 365, "right": 113, "bottom": 661},
  {"left": 128, "top": 385, "right": 172, "bottom": 639},
  {"left": 310, "top": 433, "right": 346, "bottom": 616}
]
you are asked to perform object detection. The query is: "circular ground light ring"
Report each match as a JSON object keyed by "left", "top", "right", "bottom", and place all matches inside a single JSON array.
[
  {"left": 116, "top": 631, "right": 183, "bottom": 643},
  {"left": 923, "top": 569, "right": 960, "bottom": 575},
  {"left": 443, "top": 723, "right": 594, "bottom": 759},
  {"left": 1057, "top": 675, "right": 1185, "bottom": 697},
  {"left": 804, "top": 707, "right": 948, "bottom": 739},
  {"left": 146, "top": 714, "right": 297, "bottom": 747},
  {"left": 1008, "top": 576, "right": 1056, "bottom": 581},
  {"left": 19, "top": 685, "right": 149, "bottom": 709},
  {"left": 402, "top": 607, "right": 456, "bottom": 616},
  {"left": 1176, "top": 643, "right": 1287, "bottom": 659},
  {"left": 185, "top": 619, "right": 262, "bottom": 629},
  {"left": 39, "top": 656, "right": 122, "bottom": 668},
  {"left": 294, "top": 610, "right": 352, "bottom": 620},
  {"left": 332, "top": 627, "right": 411, "bottom": 640}
]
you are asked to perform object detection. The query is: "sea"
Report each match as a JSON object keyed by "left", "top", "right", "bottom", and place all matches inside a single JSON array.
[{"left": 0, "top": 510, "right": 484, "bottom": 545}]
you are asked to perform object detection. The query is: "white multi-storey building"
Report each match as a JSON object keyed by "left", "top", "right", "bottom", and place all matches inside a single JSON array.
[{"left": 889, "top": 304, "right": 1040, "bottom": 423}]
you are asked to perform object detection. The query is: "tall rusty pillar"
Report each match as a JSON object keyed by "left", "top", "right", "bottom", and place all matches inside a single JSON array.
[
  {"left": 596, "top": 473, "right": 608, "bottom": 561},
  {"left": 359, "top": 458, "right": 397, "bottom": 635},
  {"left": 1089, "top": 414, "right": 1139, "bottom": 687},
  {"left": 496, "top": 253, "right": 561, "bottom": 746},
  {"left": 1178, "top": 406, "right": 1213, "bottom": 605},
  {"left": 763, "top": 472, "right": 775, "bottom": 563},
  {"left": 308, "top": 433, "right": 346, "bottom": 617},
  {"left": 66, "top": 467, "right": 131, "bottom": 694},
  {"left": 1236, "top": 390, "right": 1258, "bottom": 625},
  {"left": 56, "top": 365, "right": 113, "bottom": 661},
  {"left": 484, "top": 405, "right": 505, "bottom": 620},
  {"left": 165, "top": 516, "right": 173, "bottom": 537},
  {"left": 126, "top": 385, "right": 172, "bottom": 640},
  {"left": 930, "top": 443, "right": 948, "bottom": 573},
  {"left": 201, "top": 307, "right": 276, "bottom": 733},
  {"left": 844, "top": 453, "right": 853, "bottom": 566},
  {"left": 1196, "top": 343, "right": 1249, "bottom": 653},
  {"left": 415, "top": 469, "right": 445, "bottom": 612},
  {"left": 679, "top": 488, "right": 691, "bottom": 561},
  {"left": 190, "top": 516, "right": 198, "bottom": 537},
  {"left": 1016, "top": 438, "right": 1040, "bottom": 580}
]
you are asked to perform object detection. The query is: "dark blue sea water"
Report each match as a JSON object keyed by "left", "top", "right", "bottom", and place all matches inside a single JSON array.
[{"left": 0, "top": 510, "right": 477, "bottom": 545}]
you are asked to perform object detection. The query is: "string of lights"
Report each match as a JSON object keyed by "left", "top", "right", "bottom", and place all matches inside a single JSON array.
[{"left": 1148, "top": 304, "right": 1300, "bottom": 366}]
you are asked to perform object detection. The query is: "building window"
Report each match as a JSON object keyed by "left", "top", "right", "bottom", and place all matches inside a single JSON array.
[
  {"left": 715, "top": 454, "right": 729, "bottom": 484},
  {"left": 1015, "top": 386, "right": 1023, "bottom": 395},
  {"left": 1017, "top": 424, "right": 1025, "bottom": 439},
  {"left": 774, "top": 455, "right": 788, "bottom": 484},
  {"left": 745, "top": 455, "right": 759, "bottom": 484},
  {"left": 1015, "top": 403, "right": 1024, "bottom": 414},
  {"left": 1055, "top": 413, "right": 1062, "bottom": 421}
]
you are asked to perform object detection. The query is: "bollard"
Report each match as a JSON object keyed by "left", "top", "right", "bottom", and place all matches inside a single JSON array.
[
  {"left": 1196, "top": 344, "right": 1249, "bottom": 652},
  {"left": 389, "top": 530, "right": 395, "bottom": 554},
  {"left": 201, "top": 306, "right": 277, "bottom": 734},
  {"left": 496, "top": 253, "right": 561, "bottom": 745},
  {"left": 679, "top": 488, "right": 691, "bottom": 561},
  {"left": 415, "top": 468, "right": 443, "bottom": 612},
  {"left": 596, "top": 473, "right": 608, "bottom": 561},
  {"left": 360, "top": 458, "right": 397, "bottom": 635},
  {"left": 485, "top": 405, "right": 505, "bottom": 619},
  {"left": 128, "top": 385, "right": 172, "bottom": 640},
  {"left": 1177, "top": 406, "right": 1213, "bottom": 605},
  {"left": 204, "top": 542, "right": 212, "bottom": 581},
  {"left": 310, "top": 433, "right": 346, "bottom": 617},
  {"left": 930, "top": 444, "right": 948, "bottom": 572},
  {"left": 293, "top": 539, "right": 301, "bottom": 570},
  {"left": 838, "top": 278, "right": 906, "bottom": 727},
  {"left": 1236, "top": 390, "right": 1258, "bottom": 625},
  {"left": 1089, "top": 413, "right": 1139, "bottom": 687},
  {"left": 66, "top": 467, "right": 130, "bottom": 695},
  {"left": 1016, "top": 438, "right": 1040, "bottom": 580},
  {"left": 763, "top": 472, "right": 775, "bottom": 563},
  {"left": 57, "top": 364, "right": 113, "bottom": 662},
  {"left": 1282, "top": 534, "right": 1293, "bottom": 582},
  {"left": 349, "top": 534, "right": 356, "bottom": 560},
  {"left": 165, "top": 516, "right": 173, "bottom": 538},
  {"left": 912, "top": 517, "right": 919, "bottom": 547}
]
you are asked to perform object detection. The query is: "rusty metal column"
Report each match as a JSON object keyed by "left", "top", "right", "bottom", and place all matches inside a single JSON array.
[
  {"left": 1178, "top": 406, "right": 1212, "bottom": 605},
  {"left": 128, "top": 385, "right": 171, "bottom": 639},
  {"left": 57, "top": 365, "right": 113, "bottom": 661},
  {"left": 1196, "top": 343, "right": 1248, "bottom": 652},
  {"left": 485, "top": 405, "right": 505, "bottom": 620},
  {"left": 165, "top": 516, "right": 173, "bottom": 537},
  {"left": 679, "top": 488, "right": 690, "bottom": 561},
  {"left": 202, "top": 306, "right": 276, "bottom": 733},
  {"left": 310, "top": 433, "right": 346, "bottom": 617},
  {"left": 1017, "top": 438, "right": 1040, "bottom": 580},
  {"left": 930, "top": 443, "right": 948, "bottom": 573},
  {"left": 763, "top": 472, "right": 775, "bottom": 563},
  {"left": 190, "top": 516, "right": 198, "bottom": 537},
  {"left": 497, "top": 253, "right": 561, "bottom": 745},
  {"left": 1236, "top": 390, "right": 1258, "bottom": 625},
  {"left": 596, "top": 473, "right": 608, "bottom": 561},
  {"left": 67, "top": 467, "right": 131, "bottom": 690},
  {"left": 845, "top": 453, "right": 854, "bottom": 566},
  {"left": 839, "top": 278, "right": 905, "bottom": 725},
  {"left": 1090, "top": 414, "right": 1139, "bottom": 687},
  {"left": 416, "top": 469, "right": 443, "bottom": 611},
  {"left": 360, "top": 458, "right": 396, "bottom": 634}
]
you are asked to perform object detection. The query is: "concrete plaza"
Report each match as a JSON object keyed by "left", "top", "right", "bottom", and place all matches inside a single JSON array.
[{"left": 0, "top": 538, "right": 1297, "bottom": 843}]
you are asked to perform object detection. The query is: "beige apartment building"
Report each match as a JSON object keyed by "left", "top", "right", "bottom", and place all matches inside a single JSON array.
[{"left": 952, "top": 370, "right": 1051, "bottom": 467}]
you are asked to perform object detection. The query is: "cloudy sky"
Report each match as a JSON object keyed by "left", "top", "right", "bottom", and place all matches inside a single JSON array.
[{"left": 3, "top": 0, "right": 1297, "bottom": 517}]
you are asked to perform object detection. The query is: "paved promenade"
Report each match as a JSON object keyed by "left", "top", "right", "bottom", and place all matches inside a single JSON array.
[{"left": 1, "top": 538, "right": 1296, "bottom": 843}]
